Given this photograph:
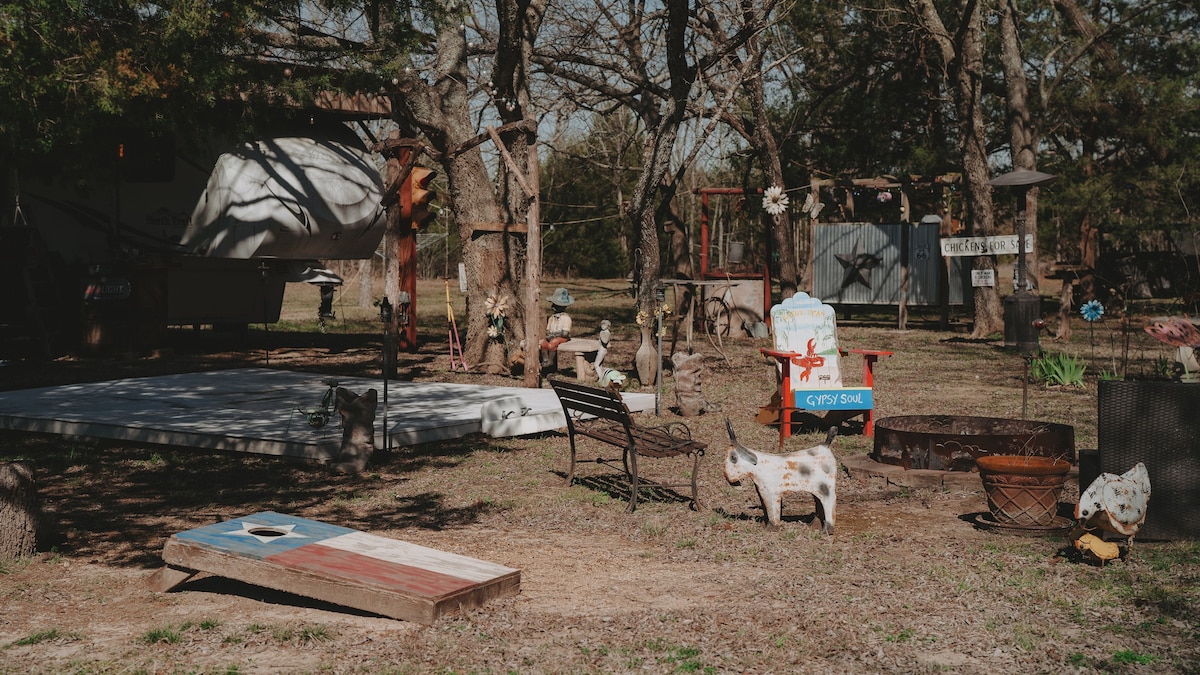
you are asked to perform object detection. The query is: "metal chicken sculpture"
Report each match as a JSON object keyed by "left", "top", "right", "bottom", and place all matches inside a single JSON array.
[{"left": 1075, "top": 462, "right": 1152, "bottom": 551}]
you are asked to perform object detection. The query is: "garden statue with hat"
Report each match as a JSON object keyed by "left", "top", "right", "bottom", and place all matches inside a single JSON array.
[{"left": 540, "top": 287, "right": 575, "bottom": 370}]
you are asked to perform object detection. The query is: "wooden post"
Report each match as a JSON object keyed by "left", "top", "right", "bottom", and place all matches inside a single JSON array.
[
  {"left": 379, "top": 133, "right": 421, "bottom": 356},
  {"left": 524, "top": 132, "right": 543, "bottom": 389}
]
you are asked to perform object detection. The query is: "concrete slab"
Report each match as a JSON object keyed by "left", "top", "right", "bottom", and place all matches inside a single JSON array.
[{"left": 0, "top": 368, "right": 656, "bottom": 462}]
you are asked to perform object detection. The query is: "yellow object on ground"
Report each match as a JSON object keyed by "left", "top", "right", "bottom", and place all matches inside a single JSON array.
[{"left": 1075, "top": 533, "right": 1121, "bottom": 564}]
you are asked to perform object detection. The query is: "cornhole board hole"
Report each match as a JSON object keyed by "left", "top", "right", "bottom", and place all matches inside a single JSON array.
[{"left": 149, "top": 512, "right": 520, "bottom": 624}]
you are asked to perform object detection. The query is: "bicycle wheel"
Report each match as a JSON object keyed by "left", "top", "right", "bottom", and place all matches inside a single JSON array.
[{"left": 703, "top": 296, "right": 732, "bottom": 337}]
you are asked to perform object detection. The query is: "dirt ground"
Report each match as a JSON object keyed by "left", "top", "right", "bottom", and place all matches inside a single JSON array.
[{"left": 1, "top": 283, "right": 1198, "bottom": 674}]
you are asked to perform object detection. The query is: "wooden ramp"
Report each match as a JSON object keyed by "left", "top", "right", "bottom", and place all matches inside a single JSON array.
[{"left": 150, "top": 512, "right": 520, "bottom": 624}]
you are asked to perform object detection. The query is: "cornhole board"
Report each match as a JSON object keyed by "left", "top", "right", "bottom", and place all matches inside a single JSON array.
[{"left": 148, "top": 512, "right": 520, "bottom": 624}]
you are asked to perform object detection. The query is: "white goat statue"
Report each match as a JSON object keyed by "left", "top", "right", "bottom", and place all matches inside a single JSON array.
[{"left": 723, "top": 420, "right": 838, "bottom": 533}]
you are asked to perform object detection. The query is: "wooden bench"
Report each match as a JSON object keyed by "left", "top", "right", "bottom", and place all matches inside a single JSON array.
[{"left": 549, "top": 378, "right": 706, "bottom": 512}]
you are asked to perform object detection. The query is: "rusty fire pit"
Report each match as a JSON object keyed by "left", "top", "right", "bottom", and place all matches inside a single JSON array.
[{"left": 872, "top": 415, "right": 1075, "bottom": 471}]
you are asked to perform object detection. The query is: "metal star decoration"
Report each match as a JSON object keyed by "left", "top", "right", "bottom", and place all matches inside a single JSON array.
[{"left": 835, "top": 240, "right": 882, "bottom": 289}]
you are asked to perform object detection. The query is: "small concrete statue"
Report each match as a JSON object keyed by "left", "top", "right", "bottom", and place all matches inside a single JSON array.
[
  {"left": 540, "top": 287, "right": 575, "bottom": 370},
  {"left": 594, "top": 319, "right": 612, "bottom": 371}
]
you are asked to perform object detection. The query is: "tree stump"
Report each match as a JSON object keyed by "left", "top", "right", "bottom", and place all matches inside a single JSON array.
[{"left": 1, "top": 462, "right": 40, "bottom": 560}]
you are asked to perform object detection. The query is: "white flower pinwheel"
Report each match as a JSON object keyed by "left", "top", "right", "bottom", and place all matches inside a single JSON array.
[{"left": 762, "top": 185, "right": 790, "bottom": 216}]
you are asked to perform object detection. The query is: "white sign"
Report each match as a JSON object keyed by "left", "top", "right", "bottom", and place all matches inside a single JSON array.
[
  {"left": 972, "top": 269, "right": 996, "bottom": 287},
  {"left": 940, "top": 234, "right": 1036, "bottom": 257}
]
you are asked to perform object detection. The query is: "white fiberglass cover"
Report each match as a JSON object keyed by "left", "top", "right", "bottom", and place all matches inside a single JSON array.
[{"left": 181, "top": 135, "right": 385, "bottom": 260}]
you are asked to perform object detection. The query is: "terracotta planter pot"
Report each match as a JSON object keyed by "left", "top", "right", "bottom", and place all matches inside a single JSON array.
[{"left": 976, "top": 455, "right": 1071, "bottom": 527}]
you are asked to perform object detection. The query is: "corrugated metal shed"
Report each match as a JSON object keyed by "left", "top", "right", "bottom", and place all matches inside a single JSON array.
[{"left": 812, "top": 223, "right": 966, "bottom": 305}]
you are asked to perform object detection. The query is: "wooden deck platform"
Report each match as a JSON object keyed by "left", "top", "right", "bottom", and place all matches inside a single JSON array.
[{"left": 0, "top": 368, "right": 656, "bottom": 461}]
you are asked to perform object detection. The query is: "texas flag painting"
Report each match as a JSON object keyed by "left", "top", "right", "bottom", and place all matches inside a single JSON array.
[{"left": 151, "top": 511, "right": 520, "bottom": 624}]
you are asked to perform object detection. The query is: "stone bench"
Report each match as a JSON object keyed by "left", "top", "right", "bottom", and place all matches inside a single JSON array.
[{"left": 548, "top": 338, "right": 601, "bottom": 381}]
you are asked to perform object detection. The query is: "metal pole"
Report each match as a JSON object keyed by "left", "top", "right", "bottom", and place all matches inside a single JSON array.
[
  {"left": 379, "top": 297, "right": 393, "bottom": 452},
  {"left": 1016, "top": 188, "right": 1028, "bottom": 294},
  {"left": 655, "top": 283, "right": 665, "bottom": 416},
  {"left": 383, "top": 325, "right": 389, "bottom": 451}
]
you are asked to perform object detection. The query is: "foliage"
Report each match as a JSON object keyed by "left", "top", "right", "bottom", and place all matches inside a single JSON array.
[
  {"left": 0, "top": 1, "right": 442, "bottom": 179},
  {"left": 1153, "top": 356, "right": 1174, "bottom": 380},
  {"left": 776, "top": 2, "right": 960, "bottom": 182},
  {"left": 6, "top": 628, "right": 82, "bottom": 647},
  {"left": 539, "top": 112, "right": 642, "bottom": 278},
  {"left": 1032, "top": 2, "right": 1200, "bottom": 263},
  {"left": 1111, "top": 649, "right": 1158, "bottom": 665},
  {"left": 1031, "top": 352, "right": 1087, "bottom": 387}
]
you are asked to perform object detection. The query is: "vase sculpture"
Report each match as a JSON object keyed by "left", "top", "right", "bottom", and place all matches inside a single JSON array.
[{"left": 635, "top": 325, "right": 658, "bottom": 386}]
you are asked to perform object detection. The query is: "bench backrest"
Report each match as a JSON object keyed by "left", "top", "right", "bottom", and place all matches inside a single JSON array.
[{"left": 549, "top": 378, "right": 633, "bottom": 428}]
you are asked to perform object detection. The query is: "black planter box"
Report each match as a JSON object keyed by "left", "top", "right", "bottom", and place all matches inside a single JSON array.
[{"left": 1097, "top": 380, "right": 1200, "bottom": 541}]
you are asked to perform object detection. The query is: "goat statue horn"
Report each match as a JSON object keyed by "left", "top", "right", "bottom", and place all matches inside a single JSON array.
[{"left": 824, "top": 426, "right": 838, "bottom": 447}]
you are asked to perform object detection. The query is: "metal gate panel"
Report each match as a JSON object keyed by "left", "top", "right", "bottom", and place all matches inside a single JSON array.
[{"left": 812, "top": 223, "right": 964, "bottom": 305}]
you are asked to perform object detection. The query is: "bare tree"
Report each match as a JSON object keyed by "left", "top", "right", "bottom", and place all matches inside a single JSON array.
[
  {"left": 695, "top": 1, "right": 799, "bottom": 300},
  {"left": 533, "top": 0, "right": 762, "bottom": 382}
]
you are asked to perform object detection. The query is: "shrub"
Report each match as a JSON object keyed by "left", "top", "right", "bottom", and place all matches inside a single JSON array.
[{"left": 1031, "top": 352, "right": 1087, "bottom": 387}]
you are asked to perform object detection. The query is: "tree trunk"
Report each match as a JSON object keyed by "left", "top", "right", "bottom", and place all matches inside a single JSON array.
[
  {"left": 957, "top": 3, "right": 1003, "bottom": 338},
  {"left": 747, "top": 49, "right": 798, "bottom": 301},
  {"left": 914, "top": 0, "right": 1002, "bottom": 338},
  {"left": 385, "top": 2, "right": 542, "bottom": 374},
  {"left": 1, "top": 462, "right": 39, "bottom": 560},
  {"left": 1000, "top": 0, "right": 1042, "bottom": 292},
  {"left": 629, "top": 0, "right": 692, "bottom": 373}
]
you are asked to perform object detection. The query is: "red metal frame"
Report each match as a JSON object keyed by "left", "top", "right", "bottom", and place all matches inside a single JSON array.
[{"left": 696, "top": 187, "right": 772, "bottom": 325}]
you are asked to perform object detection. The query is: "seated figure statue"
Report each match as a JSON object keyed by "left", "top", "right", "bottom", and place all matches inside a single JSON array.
[{"left": 539, "top": 287, "right": 575, "bottom": 370}]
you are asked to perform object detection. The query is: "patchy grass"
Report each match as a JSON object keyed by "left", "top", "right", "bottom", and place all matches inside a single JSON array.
[{"left": 0, "top": 279, "right": 1195, "bottom": 672}]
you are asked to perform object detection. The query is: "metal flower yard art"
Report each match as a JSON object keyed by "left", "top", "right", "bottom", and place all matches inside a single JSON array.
[
  {"left": 762, "top": 186, "right": 789, "bottom": 216},
  {"left": 1081, "top": 299, "right": 1104, "bottom": 365},
  {"left": 1144, "top": 315, "right": 1200, "bottom": 382},
  {"left": 485, "top": 293, "right": 510, "bottom": 341},
  {"left": 1080, "top": 299, "right": 1104, "bottom": 322}
]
